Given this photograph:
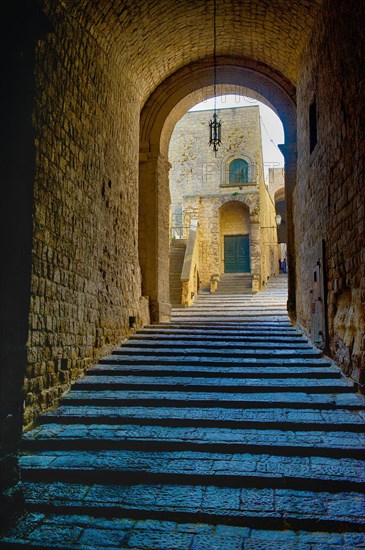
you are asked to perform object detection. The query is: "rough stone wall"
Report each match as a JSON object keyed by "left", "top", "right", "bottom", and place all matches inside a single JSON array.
[
  {"left": 268, "top": 168, "right": 285, "bottom": 201},
  {"left": 25, "top": 7, "right": 149, "bottom": 428},
  {"left": 295, "top": 0, "right": 365, "bottom": 385},
  {"left": 169, "top": 106, "right": 262, "bottom": 207},
  {"left": 257, "top": 125, "right": 280, "bottom": 285},
  {"left": 169, "top": 106, "right": 278, "bottom": 287}
]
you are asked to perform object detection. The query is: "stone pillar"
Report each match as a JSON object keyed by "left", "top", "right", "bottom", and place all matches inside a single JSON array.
[
  {"left": 278, "top": 143, "right": 297, "bottom": 320},
  {"left": 139, "top": 152, "right": 172, "bottom": 323},
  {"left": 250, "top": 212, "right": 261, "bottom": 292}
]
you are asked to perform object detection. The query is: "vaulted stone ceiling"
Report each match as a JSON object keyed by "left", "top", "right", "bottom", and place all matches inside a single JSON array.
[{"left": 49, "top": 0, "right": 324, "bottom": 103}]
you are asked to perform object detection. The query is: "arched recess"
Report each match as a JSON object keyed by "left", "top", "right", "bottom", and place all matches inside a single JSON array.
[
  {"left": 219, "top": 201, "right": 251, "bottom": 275},
  {"left": 139, "top": 56, "right": 297, "bottom": 322}
]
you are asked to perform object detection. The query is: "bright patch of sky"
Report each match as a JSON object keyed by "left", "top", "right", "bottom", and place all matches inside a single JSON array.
[{"left": 189, "top": 95, "right": 284, "bottom": 181}]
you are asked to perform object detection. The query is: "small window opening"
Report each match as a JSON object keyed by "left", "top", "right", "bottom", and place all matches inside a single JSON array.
[
  {"left": 309, "top": 100, "right": 317, "bottom": 153},
  {"left": 229, "top": 159, "right": 249, "bottom": 184}
]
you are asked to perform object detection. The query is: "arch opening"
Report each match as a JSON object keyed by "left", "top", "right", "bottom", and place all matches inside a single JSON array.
[{"left": 139, "top": 57, "right": 297, "bottom": 322}]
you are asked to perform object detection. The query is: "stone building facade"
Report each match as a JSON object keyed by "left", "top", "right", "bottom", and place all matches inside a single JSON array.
[{"left": 169, "top": 106, "right": 279, "bottom": 292}]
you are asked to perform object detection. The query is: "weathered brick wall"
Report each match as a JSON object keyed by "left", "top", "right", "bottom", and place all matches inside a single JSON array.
[
  {"left": 25, "top": 6, "right": 149, "bottom": 428},
  {"left": 295, "top": 0, "right": 365, "bottom": 385}
]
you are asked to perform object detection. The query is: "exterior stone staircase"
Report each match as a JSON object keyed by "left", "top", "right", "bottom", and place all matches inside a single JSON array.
[
  {"left": 169, "top": 240, "right": 186, "bottom": 306},
  {"left": 1, "top": 276, "right": 365, "bottom": 548},
  {"left": 215, "top": 272, "right": 253, "bottom": 295}
]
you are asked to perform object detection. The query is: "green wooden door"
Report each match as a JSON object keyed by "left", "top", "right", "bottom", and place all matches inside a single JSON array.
[{"left": 224, "top": 235, "right": 250, "bottom": 273}]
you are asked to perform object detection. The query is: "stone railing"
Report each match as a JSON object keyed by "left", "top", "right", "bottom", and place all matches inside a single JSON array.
[
  {"left": 170, "top": 225, "right": 189, "bottom": 240},
  {"left": 180, "top": 220, "right": 200, "bottom": 307},
  {"left": 210, "top": 273, "right": 220, "bottom": 293}
]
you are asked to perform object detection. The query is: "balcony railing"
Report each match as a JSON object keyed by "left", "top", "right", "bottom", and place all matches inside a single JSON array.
[{"left": 170, "top": 226, "right": 189, "bottom": 240}]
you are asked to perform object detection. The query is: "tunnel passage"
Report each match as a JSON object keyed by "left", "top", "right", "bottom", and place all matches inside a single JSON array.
[{"left": 1, "top": 0, "right": 364, "bottom": 525}]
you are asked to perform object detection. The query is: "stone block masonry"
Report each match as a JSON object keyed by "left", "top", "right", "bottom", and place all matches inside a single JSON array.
[
  {"left": 169, "top": 106, "right": 279, "bottom": 289},
  {"left": 25, "top": 4, "right": 149, "bottom": 428},
  {"left": 295, "top": 0, "right": 365, "bottom": 386}
]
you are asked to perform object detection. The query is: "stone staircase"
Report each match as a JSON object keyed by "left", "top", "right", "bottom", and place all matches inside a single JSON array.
[
  {"left": 1, "top": 277, "right": 365, "bottom": 548},
  {"left": 215, "top": 272, "right": 253, "bottom": 295},
  {"left": 173, "top": 274, "right": 287, "bottom": 322},
  {"left": 169, "top": 240, "right": 186, "bottom": 306}
]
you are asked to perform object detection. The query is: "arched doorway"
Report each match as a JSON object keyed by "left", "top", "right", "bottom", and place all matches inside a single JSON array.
[
  {"left": 219, "top": 201, "right": 251, "bottom": 274},
  {"left": 139, "top": 57, "right": 297, "bottom": 322}
]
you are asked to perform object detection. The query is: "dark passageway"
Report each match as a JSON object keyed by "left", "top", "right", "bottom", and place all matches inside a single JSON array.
[{"left": 1, "top": 0, "right": 364, "bottom": 547}]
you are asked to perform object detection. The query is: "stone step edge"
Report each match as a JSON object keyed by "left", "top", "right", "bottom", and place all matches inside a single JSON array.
[
  {"left": 21, "top": 437, "right": 365, "bottom": 459},
  {"left": 60, "top": 395, "right": 365, "bottom": 410},
  {"left": 87, "top": 367, "right": 342, "bottom": 380},
  {"left": 120, "top": 343, "right": 314, "bottom": 350},
  {"left": 20, "top": 467, "right": 365, "bottom": 493},
  {"left": 110, "top": 351, "right": 323, "bottom": 360},
  {"left": 71, "top": 382, "right": 354, "bottom": 394},
  {"left": 100, "top": 357, "right": 333, "bottom": 367},
  {"left": 4, "top": 512, "right": 363, "bottom": 550},
  {"left": 37, "top": 415, "right": 365, "bottom": 433},
  {"left": 19, "top": 500, "right": 365, "bottom": 534}
]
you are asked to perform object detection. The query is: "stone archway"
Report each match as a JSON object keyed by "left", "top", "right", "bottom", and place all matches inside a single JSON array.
[{"left": 139, "top": 56, "right": 297, "bottom": 322}]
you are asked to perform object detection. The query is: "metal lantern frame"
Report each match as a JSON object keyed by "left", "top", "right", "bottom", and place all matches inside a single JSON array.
[{"left": 208, "top": 0, "right": 222, "bottom": 156}]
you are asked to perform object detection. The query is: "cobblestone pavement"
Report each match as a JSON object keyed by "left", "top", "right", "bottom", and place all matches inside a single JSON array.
[{"left": 1, "top": 276, "right": 365, "bottom": 548}]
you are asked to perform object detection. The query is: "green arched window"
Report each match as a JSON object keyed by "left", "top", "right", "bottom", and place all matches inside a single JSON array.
[{"left": 229, "top": 159, "right": 249, "bottom": 184}]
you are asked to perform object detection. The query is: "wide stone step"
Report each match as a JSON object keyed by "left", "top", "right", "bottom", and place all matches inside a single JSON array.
[
  {"left": 168, "top": 320, "right": 292, "bottom": 326},
  {"left": 141, "top": 325, "right": 296, "bottom": 334},
  {"left": 3, "top": 510, "right": 365, "bottom": 548},
  {"left": 21, "top": 482, "right": 365, "bottom": 532},
  {"left": 22, "top": 424, "right": 365, "bottom": 458},
  {"left": 214, "top": 290, "right": 253, "bottom": 294},
  {"left": 20, "top": 450, "right": 365, "bottom": 492},
  {"left": 111, "top": 348, "right": 323, "bottom": 359},
  {"left": 131, "top": 333, "right": 307, "bottom": 343},
  {"left": 174, "top": 306, "right": 287, "bottom": 311},
  {"left": 40, "top": 406, "right": 365, "bottom": 432},
  {"left": 171, "top": 312, "right": 288, "bottom": 318},
  {"left": 61, "top": 390, "right": 365, "bottom": 409},
  {"left": 100, "top": 355, "right": 334, "bottom": 367},
  {"left": 72, "top": 375, "right": 353, "bottom": 393},
  {"left": 136, "top": 328, "right": 303, "bottom": 338},
  {"left": 87, "top": 364, "right": 341, "bottom": 379},
  {"left": 122, "top": 340, "right": 313, "bottom": 350}
]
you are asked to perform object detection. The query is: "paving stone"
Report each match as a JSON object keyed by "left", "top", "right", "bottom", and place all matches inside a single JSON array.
[
  {"left": 3, "top": 512, "right": 365, "bottom": 549},
  {"left": 22, "top": 482, "right": 365, "bottom": 528},
  {"left": 73, "top": 375, "right": 352, "bottom": 393},
  {"left": 87, "top": 364, "right": 340, "bottom": 379},
  {"left": 20, "top": 450, "right": 365, "bottom": 491},
  {"left": 41, "top": 405, "right": 365, "bottom": 431},
  {"left": 77, "top": 528, "right": 128, "bottom": 547},
  {"left": 191, "top": 533, "right": 244, "bottom": 550},
  {"left": 61, "top": 389, "right": 365, "bottom": 409},
  {"left": 27, "top": 523, "right": 83, "bottom": 545},
  {"left": 22, "top": 423, "right": 365, "bottom": 458},
  {"left": 99, "top": 356, "right": 336, "bottom": 367},
  {"left": 121, "top": 339, "right": 313, "bottom": 350},
  {"left": 125, "top": 528, "right": 194, "bottom": 549},
  {"left": 112, "top": 348, "right": 323, "bottom": 359}
]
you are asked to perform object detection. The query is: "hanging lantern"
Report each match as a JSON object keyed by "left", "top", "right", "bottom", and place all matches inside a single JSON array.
[
  {"left": 208, "top": 0, "right": 222, "bottom": 156},
  {"left": 209, "top": 112, "right": 222, "bottom": 154}
]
